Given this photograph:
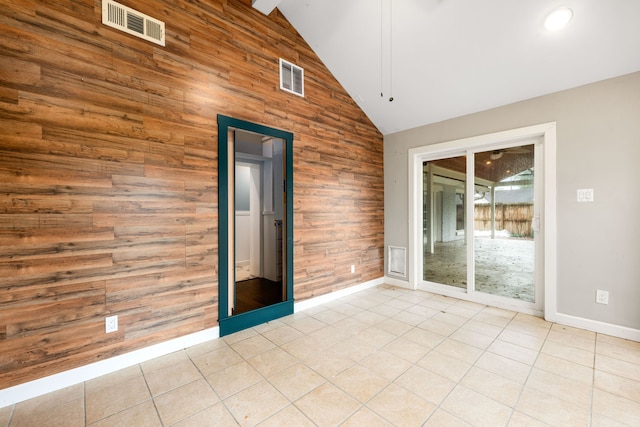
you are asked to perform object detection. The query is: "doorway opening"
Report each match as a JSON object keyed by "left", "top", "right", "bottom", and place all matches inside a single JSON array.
[
  {"left": 409, "top": 123, "right": 557, "bottom": 316},
  {"left": 218, "top": 115, "right": 294, "bottom": 336}
]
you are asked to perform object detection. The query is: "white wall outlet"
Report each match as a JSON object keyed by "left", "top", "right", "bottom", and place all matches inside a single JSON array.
[
  {"left": 351, "top": 264, "right": 355, "bottom": 273},
  {"left": 105, "top": 315, "right": 118, "bottom": 333},
  {"left": 577, "top": 188, "right": 594, "bottom": 202},
  {"left": 595, "top": 290, "right": 609, "bottom": 305}
]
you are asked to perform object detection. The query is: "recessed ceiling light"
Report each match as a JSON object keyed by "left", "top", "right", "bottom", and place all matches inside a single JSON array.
[{"left": 544, "top": 7, "right": 573, "bottom": 31}]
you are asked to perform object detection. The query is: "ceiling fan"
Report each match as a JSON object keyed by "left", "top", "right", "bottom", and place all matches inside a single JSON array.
[{"left": 489, "top": 146, "right": 532, "bottom": 160}]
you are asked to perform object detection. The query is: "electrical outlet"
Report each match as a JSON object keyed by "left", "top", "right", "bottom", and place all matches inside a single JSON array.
[
  {"left": 351, "top": 264, "right": 355, "bottom": 273},
  {"left": 105, "top": 315, "right": 118, "bottom": 333},
  {"left": 595, "top": 290, "right": 609, "bottom": 305},
  {"left": 577, "top": 188, "right": 594, "bottom": 202}
]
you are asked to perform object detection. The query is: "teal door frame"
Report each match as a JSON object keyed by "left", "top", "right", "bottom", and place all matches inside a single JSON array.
[{"left": 217, "top": 114, "right": 294, "bottom": 336}]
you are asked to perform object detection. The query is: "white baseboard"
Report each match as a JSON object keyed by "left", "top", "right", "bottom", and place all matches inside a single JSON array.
[
  {"left": 0, "top": 326, "right": 219, "bottom": 409},
  {"left": 294, "top": 277, "right": 384, "bottom": 312},
  {"left": 554, "top": 312, "right": 640, "bottom": 342}
]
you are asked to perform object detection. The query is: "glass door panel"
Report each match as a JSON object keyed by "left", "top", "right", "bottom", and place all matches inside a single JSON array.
[
  {"left": 473, "top": 145, "right": 535, "bottom": 302},
  {"left": 423, "top": 156, "right": 467, "bottom": 288}
]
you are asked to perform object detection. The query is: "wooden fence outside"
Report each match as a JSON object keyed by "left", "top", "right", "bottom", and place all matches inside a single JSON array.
[{"left": 474, "top": 203, "right": 534, "bottom": 238}]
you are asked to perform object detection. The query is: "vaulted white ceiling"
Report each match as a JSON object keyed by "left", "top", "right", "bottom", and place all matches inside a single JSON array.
[{"left": 255, "top": 0, "right": 640, "bottom": 135}]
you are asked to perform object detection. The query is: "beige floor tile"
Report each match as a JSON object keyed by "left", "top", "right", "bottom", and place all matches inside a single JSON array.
[
  {"left": 460, "top": 367, "right": 523, "bottom": 407},
  {"left": 260, "top": 324, "right": 304, "bottom": 346},
  {"left": 12, "top": 383, "right": 83, "bottom": 416},
  {"left": 257, "top": 404, "right": 315, "bottom": 427},
  {"left": 405, "top": 303, "right": 440, "bottom": 319},
  {"left": 592, "top": 388, "right": 640, "bottom": 426},
  {"left": 0, "top": 406, "right": 11, "bottom": 427},
  {"left": 143, "top": 356, "right": 202, "bottom": 397},
  {"left": 590, "top": 412, "right": 628, "bottom": 427},
  {"left": 386, "top": 296, "right": 417, "bottom": 311},
  {"left": 473, "top": 311, "right": 514, "bottom": 328},
  {"left": 229, "top": 334, "right": 276, "bottom": 360},
  {"left": 341, "top": 406, "right": 393, "bottom": 426},
  {"left": 596, "top": 353, "right": 640, "bottom": 382},
  {"left": 526, "top": 368, "right": 592, "bottom": 407},
  {"left": 449, "top": 328, "right": 495, "bottom": 350},
  {"left": 475, "top": 352, "right": 531, "bottom": 384},
  {"left": 331, "top": 317, "right": 370, "bottom": 336},
  {"left": 331, "top": 334, "right": 379, "bottom": 362},
  {"left": 359, "top": 349, "right": 413, "bottom": 381},
  {"left": 10, "top": 397, "right": 84, "bottom": 427},
  {"left": 534, "top": 353, "right": 594, "bottom": 385},
  {"left": 356, "top": 326, "right": 397, "bottom": 348},
  {"left": 596, "top": 334, "right": 640, "bottom": 355},
  {"left": 431, "top": 311, "right": 469, "bottom": 328},
  {"left": 310, "top": 308, "right": 347, "bottom": 325},
  {"left": 445, "top": 305, "right": 480, "bottom": 320},
  {"left": 461, "top": 319, "right": 504, "bottom": 339},
  {"left": 541, "top": 340, "right": 594, "bottom": 367},
  {"left": 304, "top": 347, "right": 355, "bottom": 378},
  {"left": 268, "top": 363, "right": 325, "bottom": 401},
  {"left": 513, "top": 313, "right": 550, "bottom": 327},
  {"left": 420, "top": 297, "right": 455, "bottom": 311},
  {"left": 441, "top": 385, "right": 512, "bottom": 427},
  {"left": 85, "top": 375, "right": 150, "bottom": 424},
  {"left": 87, "top": 401, "right": 161, "bottom": 427},
  {"left": 418, "top": 318, "right": 460, "bottom": 336},
  {"left": 516, "top": 387, "right": 590, "bottom": 426},
  {"left": 596, "top": 339, "right": 640, "bottom": 365},
  {"left": 488, "top": 340, "right": 538, "bottom": 365},
  {"left": 551, "top": 323, "right": 595, "bottom": 339},
  {"left": 594, "top": 369, "right": 640, "bottom": 403},
  {"left": 140, "top": 350, "right": 189, "bottom": 373},
  {"left": 222, "top": 327, "right": 258, "bottom": 345},
  {"left": 393, "top": 309, "right": 428, "bottom": 326},
  {"left": 154, "top": 379, "right": 219, "bottom": 426},
  {"left": 191, "top": 346, "right": 243, "bottom": 376},
  {"left": 224, "top": 381, "right": 289, "bottom": 427},
  {"left": 289, "top": 316, "right": 328, "bottom": 334},
  {"left": 507, "top": 411, "right": 549, "bottom": 426},
  {"left": 375, "top": 318, "right": 414, "bottom": 336},
  {"left": 546, "top": 329, "right": 595, "bottom": 352},
  {"left": 185, "top": 337, "right": 229, "bottom": 359},
  {"left": 368, "top": 302, "right": 402, "bottom": 318},
  {"left": 307, "top": 325, "right": 352, "bottom": 349},
  {"left": 383, "top": 336, "right": 431, "bottom": 363},
  {"left": 294, "top": 382, "right": 361, "bottom": 426},
  {"left": 205, "top": 361, "right": 263, "bottom": 399},
  {"left": 367, "top": 383, "right": 435, "bottom": 426},
  {"left": 332, "top": 364, "right": 389, "bottom": 403},
  {"left": 402, "top": 326, "right": 446, "bottom": 348},
  {"left": 281, "top": 335, "right": 328, "bottom": 360},
  {"left": 171, "top": 402, "right": 238, "bottom": 427},
  {"left": 395, "top": 365, "right": 456, "bottom": 405},
  {"left": 504, "top": 320, "right": 550, "bottom": 340},
  {"left": 417, "top": 350, "right": 472, "bottom": 382},
  {"left": 498, "top": 329, "right": 545, "bottom": 351},
  {"left": 85, "top": 366, "right": 142, "bottom": 394},
  {"left": 423, "top": 409, "right": 470, "bottom": 427},
  {"left": 435, "top": 338, "right": 484, "bottom": 364},
  {"left": 351, "top": 309, "right": 387, "bottom": 325},
  {"left": 247, "top": 346, "right": 297, "bottom": 377}
]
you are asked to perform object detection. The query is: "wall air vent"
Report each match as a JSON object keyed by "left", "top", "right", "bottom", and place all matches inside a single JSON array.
[
  {"left": 279, "top": 58, "right": 304, "bottom": 97},
  {"left": 388, "top": 246, "right": 406, "bottom": 277},
  {"left": 102, "top": 0, "right": 165, "bottom": 46}
]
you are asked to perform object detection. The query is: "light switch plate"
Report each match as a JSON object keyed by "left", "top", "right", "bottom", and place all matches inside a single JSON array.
[{"left": 577, "top": 188, "right": 594, "bottom": 202}]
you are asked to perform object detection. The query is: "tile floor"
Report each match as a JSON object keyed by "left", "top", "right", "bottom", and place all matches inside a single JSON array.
[{"left": 2, "top": 285, "right": 639, "bottom": 426}]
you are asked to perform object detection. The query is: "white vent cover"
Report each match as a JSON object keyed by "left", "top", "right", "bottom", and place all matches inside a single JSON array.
[
  {"left": 102, "top": 0, "right": 165, "bottom": 46},
  {"left": 388, "top": 246, "right": 406, "bottom": 277},
  {"left": 279, "top": 58, "right": 304, "bottom": 97}
]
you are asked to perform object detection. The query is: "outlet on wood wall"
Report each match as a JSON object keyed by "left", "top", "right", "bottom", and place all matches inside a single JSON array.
[{"left": 0, "top": 0, "right": 383, "bottom": 389}]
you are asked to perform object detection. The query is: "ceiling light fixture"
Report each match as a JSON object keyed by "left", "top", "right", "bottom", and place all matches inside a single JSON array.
[{"left": 544, "top": 7, "right": 573, "bottom": 31}]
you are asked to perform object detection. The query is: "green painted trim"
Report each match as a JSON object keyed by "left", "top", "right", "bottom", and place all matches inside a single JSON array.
[
  {"left": 217, "top": 114, "right": 294, "bottom": 337},
  {"left": 219, "top": 300, "right": 294, "bottom": 336}
]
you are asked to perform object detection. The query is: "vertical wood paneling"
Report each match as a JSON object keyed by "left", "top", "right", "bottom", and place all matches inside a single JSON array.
[{"left": 0, "top": 0, "right": 383, "bottom": 389}]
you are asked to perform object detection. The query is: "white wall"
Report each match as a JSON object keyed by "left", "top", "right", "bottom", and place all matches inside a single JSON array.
[{"left": 385, "top": 71, "right": 640, "bottom": 334}]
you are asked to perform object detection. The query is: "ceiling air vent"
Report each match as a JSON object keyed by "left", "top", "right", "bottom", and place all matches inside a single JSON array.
[
  {"left": 102, "top": 0, "right": 165, "bottom": 46},
  {"left": 279, "top": 58, "right": 304, "bottom": 97}
]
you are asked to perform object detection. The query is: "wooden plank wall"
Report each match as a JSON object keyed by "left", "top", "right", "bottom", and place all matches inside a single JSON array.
[{"left": 0, "top": 0, "right": 383, "bottom": 388}]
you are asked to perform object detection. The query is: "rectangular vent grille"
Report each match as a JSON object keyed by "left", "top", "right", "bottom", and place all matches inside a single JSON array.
[
  {"left": 102, "top": 0, "right": 165, "bottom": 46},
  {"left": 388, "top": 246, "right": 406, "bottom": 277},
  {"left": 279, "top": 58, "right": 304, "bottom": 97}
]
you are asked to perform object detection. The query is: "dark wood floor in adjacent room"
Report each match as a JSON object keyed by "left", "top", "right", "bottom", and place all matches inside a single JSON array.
[{"left": 234, "top": 278, "right": 283, "bottom": 315}]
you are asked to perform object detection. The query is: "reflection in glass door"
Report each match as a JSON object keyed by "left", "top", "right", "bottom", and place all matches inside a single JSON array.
[{"left": 423, "top": 156, "right": 467, "bottom": 288}]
